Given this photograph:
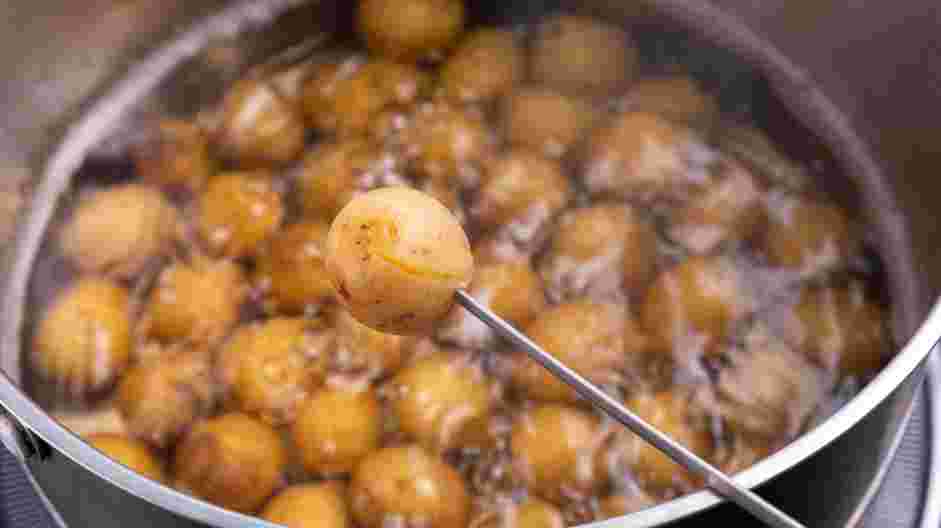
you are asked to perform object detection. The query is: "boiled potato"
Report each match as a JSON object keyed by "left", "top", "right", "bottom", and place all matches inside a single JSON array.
[
  {"left": 475, "top": 498, "right": 565, "bottom": 528},
  {"left": 174, "top": 413, "right": 287, "bottom": 513},
  {"left": 792, "top": 283, "right": 886, "bottom": 377},
  {"left": 87, "top": 434, "right": 166, "bottom": 483},
  {"left": 358, "top": 0, "right": 465, "bottom": 61},
  {"left": 116, "top": 347, "right": 214, "bottom": 448},
  {"left": 350, "top": 445, "right": 470, "bottom": 528},
  {"left": 598, "top": 490, "right": 656, "bottom": 518},
  {"left": 510, "top": 404, "right": 605, "bottom": 502},
  {"left": 33, "top": 278, "right": 131, "bottom": 395},
  {"left": 530, "top": 15, "right": 638, "bottom": 95},
  {"left": 135, "top": 119, "right": 212, "bottom": 191},
  {"left": 437, "top": 259, "right": 545, "bottom": 349},
  {"left": 404, "top": 101, "right": 492, "bottom": 187},
  {"left": 59, "top": 184, "right": 178, "bottom": 278},
  {"left": 197, "top": 172, "right": 284, "bottom": 259},
  {"left": 640, "top": 256, "right": 750, "bottom": 362},
  {"left": 296, "top": 138, "right": 405, "bottom": 221},
  {"left": 262, "top": 483, "right": 352, "bottom": 528},
  {"left": 418, "top": 175, "right": 466, "bottom": 225},
  {"left": 332, "top": 308, "right": 410, "bottom": 378},
  {"left": 225, "top": 318, "right": 329, "bottom": 425},
  {"left": 292, "top": 388, "right": 382, "bottom": 475},
  {"left": 441, "top": 29, "right": 524, "bottom": 102},
  {"left": 144, "top": 257, "right": 246, "bottom": 345},
  {"left": 624, "top": 76, "right": 718, "bottom": 131},
  {"left": 472, "top": 150, "right": 571, "bottom": 241},
  {"left": 325, "top": 187, "right": 473, "bottom": 335},
  {"left": 539, "top": 204, "right": 657, "bottom": 302},
  {"left": 668, "top": 159, "right": 765, "bottom": 254},
  {"left": 763, "top": 193, "right": 856, "bottom": 272},
  {"left": 389, "top": 353, "right": 491, "bottom": 450},
  {"left": 504, "top": 87, "right": 598, "bottom": 157},
  {"left": 301, "top": 59, "right": 429, "bottom": 135},
  {"left": 607, "top": 391, "right": 712, "bottom": 490},
  {"left": 510, "top": 301, "right": 628, "bottom": 402},
  {"left": 216, "top": 79, "right": 305, "bottom": 167},
  {"left": 583, "top": 112, "right": 713, "bottom": 203},
  {"left": 255, "top": 220, "right": 333, "bottom": 314}
]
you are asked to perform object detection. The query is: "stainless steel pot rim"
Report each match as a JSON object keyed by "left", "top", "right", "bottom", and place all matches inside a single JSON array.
[{"left": 0, "top": 0, "right": 938, "bottom": 527}]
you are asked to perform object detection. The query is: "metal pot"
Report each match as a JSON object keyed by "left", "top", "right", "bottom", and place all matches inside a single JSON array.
[{"left": 0, "top": 0, "right": 939, "bottom": 527}]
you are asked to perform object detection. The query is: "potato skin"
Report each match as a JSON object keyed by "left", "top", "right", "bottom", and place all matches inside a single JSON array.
[
  {"left": 331, "top": 308, "right": 410, "bottom": 378},
  {"left": 197, "top": 172, "right": 284, "bottom": 259},
  {"left": 216, "top": 79, "right": 305, "bottom": 167},
  {"left": 640, "top": 256, "right": 750, "bottom": 361},
  {"left": 763, "top": 194, "right": 855, "bottom": 272},
  {"left": 606, "top": 391, "right": 712, "bottom": 491},
  {"left": 510, "top": 301, "right": 627, "bottom": 402},
  {"left": 503, "top": 87, "right": 598, "bottom": 157},
  {"left": 135, "top": 119, "right": 213, "bottom": 191},
  {"left": 302, "top": 59, "right": 429, "bottom": 136},
  {"left": 261, "top": 483, "right": 352, "bottom": 528},
  {"left": 292, "top": 388, "right": 382, "bottom": 476},
  {"left": 87, "top": 433, "right": 166, "bottom": 483},
  {"left": 255, "top": 220, "right": 333, "bottom": 314},
  {"left": 59, "top": 184, "right": 178, "bottom": 278},
  {"left": 441, "top": 29, "right": 524, "bottom": 103},
  {"left": 232, "top": 318, "right": 329, "bottom": 425},
  {"left": 510, "top": 404, "right": 606, "bottom": 502},
  {"left": 530, "top": 15, "right": 639, "bottom": 95},
  {"left": 116, "top": 347, "right": 214, "bottom": 448},
  {"left": 349, "top": 445, "right": 470, "bottom": 528},
  {"left": 389, "top": 353, "right": 491, "bottom": 450},
  {"left": 33, "top": 278, "right": 131, "bottom": 395},
  {"left": 174, "top": 413, "right": 287, "bottom": 513},
  {"left": 357, "top": 0, "right": 465, "bottom": 61},
  {"left": 325, "top": 187, "right": 473, "bottom": 335},
  {"left": 144, "top": 257, "right": 246, "bottom": 346}
]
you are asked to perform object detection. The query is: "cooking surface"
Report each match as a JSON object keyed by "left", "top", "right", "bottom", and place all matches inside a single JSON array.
[{"left": 0, "top": 367, "right": 934, "bottom": 528}]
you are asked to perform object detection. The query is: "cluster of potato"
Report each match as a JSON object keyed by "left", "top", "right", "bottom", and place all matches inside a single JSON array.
[{"left": 32, "top": 0, "right": 891, "bottom": 526}]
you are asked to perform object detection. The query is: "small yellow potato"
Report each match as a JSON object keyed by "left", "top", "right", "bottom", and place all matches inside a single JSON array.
[
  {"left": 539, "top": 203, "right": 657, "bottom": 302},
  {"left": 405, "top": 101, "right": 492, "bottom": 187},
  {"left": 389, "top": 353, "right": 491, "bottom": 450},
  {"left": 325, "top": 187, "right": 473, "bottom": 335},
  {"left": 224, "top": 318, "right": 329, "bottom": 425},
  {"left": 296, "top": 138, "right": 405, "bottom": 221},
  {"left": 510, "top": 404, "right": 606, "bottom": 502},
  {"left": 792, "top": 284, "right": 886, "bottom": 377},
  {"left": 510, "top": 300, "right": 627, "bottom": 402},
  {"left": 33, "top": 278, "right": 131, "bottom": 395},
  {"left": 503, "top": 87, "right": 598, "bottom": 157},
  {"left": 87, "top": 433, "right": 166, "bottom": 483},
  {"left": 144, "top": 257, "right": 246, "bottom": 345},
  {"left": 216, "top": 79, "right": 305, "bottom": 167},
  {"left": 350, "top": 445, "right": 470, "bottom": 528},
  {"left": 530, "top": 15, "right": 639, "bottom": 95},
  {"left": 624, "top": 76, "right": 718, "bottom": 131},
  {"left": 441, "top": 29, "right": 524, "bottom": 103},
  {"left": 261, "top": 483, "right": 352, "bottom": 528},
  {"left": 640, "top": 256, "right": 751, "bottom": 362},
  {"left": 357, "top": 0, "right": 465, "bottom": 61},
  {"left": 763, "top": 193, "right": 856, "bottom": 273},
  {"left": 174, "top": 413, "right": 287, "bottom": 513},
  {"left": 606, "top": 391, "right": 712, "bottom": 490},
  {"left": 135, "top": 119, "right": 212, "bottom": 191},
  {"left": 331, "top": 308, "right": 410, "bottom": 378},
  {"left": 116, "top": 346, "right": 214, "bottom": 448},
  {"left": 292, "top": 387, "right": 382, "bottom": 476},
  {"left": 254, "top": 220, "right": 333, "bottom": 314},
  {"left": 59, "top": 184, "right": 178, "bottom": 278},
  {"left": 301, "top": 59, "right": 430, "bottom": 135},
  {"left": 583, "top": 112, "right": 714, "bottom": 203},
  {"left": 197, "top": 172, "right": 284, "bottom": 259}
]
